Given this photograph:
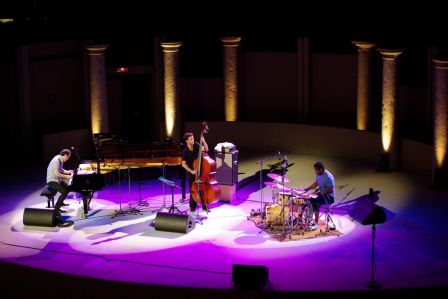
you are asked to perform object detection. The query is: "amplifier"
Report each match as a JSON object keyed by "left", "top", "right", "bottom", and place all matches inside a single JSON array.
[{"left": 215, "top": 150, "right": 238, "bottom": 185}]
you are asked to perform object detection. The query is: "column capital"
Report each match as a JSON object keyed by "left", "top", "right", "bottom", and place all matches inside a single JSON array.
[
  {"left": 221, "top": 37, "right": 241, "bottom": 47},
  {"left": 161, "top": 42, "right": 182, "bottom": 53},
  {"left": 378, "top": 48, "right": 405, "bottom": 60},
  {"left": 352, "top": 41, "right": 376, "bottom": 52},
  {"left": 433, "top": 58, "right": 448, "bottom": 70},
  {"left": 85, "top": 44, "right": 109, "bottom": 55}
]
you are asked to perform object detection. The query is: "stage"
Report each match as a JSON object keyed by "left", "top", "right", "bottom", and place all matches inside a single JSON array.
[{"left": 1, "top": 153, "right": 447, "bottom": 297}]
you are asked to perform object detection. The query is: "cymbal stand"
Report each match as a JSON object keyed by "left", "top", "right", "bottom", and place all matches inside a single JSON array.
[
  {"left": 258, "top": 158, "right": 265, "bottom": 216},
  {"left": 280, "top": 189, "right": 294, "bottom": 239},
  {"left": 278, "top": 158, "right": 291, "bottom": 238}
]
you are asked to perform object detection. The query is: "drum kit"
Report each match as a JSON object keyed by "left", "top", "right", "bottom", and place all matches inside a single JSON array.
[{"left": 262, "top": 174, "right": 318, "bottom": 233}]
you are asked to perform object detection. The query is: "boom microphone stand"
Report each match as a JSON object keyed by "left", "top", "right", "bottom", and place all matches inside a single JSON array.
[{"left": 256, "top": 152, "right": 282, "bottom": 217}]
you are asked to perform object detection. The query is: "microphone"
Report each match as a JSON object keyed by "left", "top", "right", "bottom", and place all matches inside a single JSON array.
[{"left": 71, "top": 146, "right": 81, "bottom": 161}]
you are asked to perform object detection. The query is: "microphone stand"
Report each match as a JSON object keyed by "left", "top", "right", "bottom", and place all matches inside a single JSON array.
[
  {"left": 256, "top": 152, "right": 282, "bottom": 219},
  {"left": 366, "top": 188, "right": 381, "bottom": 289}
]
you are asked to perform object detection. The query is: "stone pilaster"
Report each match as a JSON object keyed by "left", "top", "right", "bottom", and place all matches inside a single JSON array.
[
  {"left": 221, "top": 37, "right": 241, "bottom": 121},
  {"left": 161, "top": 42, "right": 182, "bottom": 141},
  {"left": 85, "top": 44, "right": 109, "bottom": 134},
  {"left": 432, "top": 59, "right": 448, "bottom": 188},
  {"left": 353, "top": 41, "right": 376, "bottom": 130},
  {"left": 378, "top": 49, "right": 404, "bottom": 171}
]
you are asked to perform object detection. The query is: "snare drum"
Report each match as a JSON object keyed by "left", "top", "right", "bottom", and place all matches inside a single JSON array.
[
  {"left": 278, "top": 191, "right": 294, "bottom": 205},
  {"left": 265, "top": 204, "right": 290, "bottom": 226}
]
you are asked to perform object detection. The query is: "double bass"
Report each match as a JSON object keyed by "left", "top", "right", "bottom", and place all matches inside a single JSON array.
[{"left": 191, "top": 121, "right": 221, "bottom": 209}]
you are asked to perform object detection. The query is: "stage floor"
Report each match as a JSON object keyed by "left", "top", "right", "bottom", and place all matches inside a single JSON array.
[{"left": 1, "top": 153, "right": 447, "bottom": 294}]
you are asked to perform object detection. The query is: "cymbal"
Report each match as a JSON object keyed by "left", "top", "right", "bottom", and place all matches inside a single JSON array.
[
  {"left": 267, "top": 173, "right": 290, "bottom": 183},
  {"left": 264, "top": 181, "right": 291, "bottom": 191}
]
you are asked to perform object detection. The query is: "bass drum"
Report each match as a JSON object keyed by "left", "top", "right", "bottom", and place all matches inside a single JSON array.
[{"left": 265, "top": 204, "right": 290, "bottom": 226}]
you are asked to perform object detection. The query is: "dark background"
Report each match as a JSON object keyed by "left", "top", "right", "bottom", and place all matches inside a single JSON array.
[{"left": 0, "top": 0, "right": 445, "bottom": 164}]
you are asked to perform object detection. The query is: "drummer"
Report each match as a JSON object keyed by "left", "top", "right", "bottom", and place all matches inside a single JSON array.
[{"left": 302, "top": 161, "right": 335, "bottom": 229}]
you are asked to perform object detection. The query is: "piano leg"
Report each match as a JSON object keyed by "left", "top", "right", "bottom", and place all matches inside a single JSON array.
[
  {"left": 181, "top": 166, "right": 186, "bottom": 200},
  {"left": 82, "top": 193, "right": 93, "bottom": 215}
]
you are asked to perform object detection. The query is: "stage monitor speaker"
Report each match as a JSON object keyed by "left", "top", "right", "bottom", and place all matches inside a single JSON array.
[
  {"left": 232, "top": 264, "right": 268, "bottom": 289},
  {"left": 154, "top": 212, "right": 195, "bottom": 233},
  {"left": 349, "top": 199, "right": 386, "bottom": 225},
  {"left": 23, "top": 208, "right": 57, "bottom": 227}
]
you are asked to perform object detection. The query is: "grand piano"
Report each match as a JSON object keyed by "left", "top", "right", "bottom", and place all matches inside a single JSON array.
[{"left": 68, "top": 134, "right": 182, "bottom": 215}]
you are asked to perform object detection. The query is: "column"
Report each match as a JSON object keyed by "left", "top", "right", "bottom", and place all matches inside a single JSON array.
[
  {"left": 352, "top": 41, "right": 376, "bottom": 130},
  {"left": 161, "top": 42, "right": 182, "bottom": 141},
  {"left": 378, "top": 49, "right": 404, "bottom": 171},
  {"left": 85, "top": 44, "right": 109, "bottom": 134},
  {"left": 221, "top": 37, "right": 241, "bottom": 121},
  {"left": 432, "top": 59, "right": 448, "bottom": 189}
]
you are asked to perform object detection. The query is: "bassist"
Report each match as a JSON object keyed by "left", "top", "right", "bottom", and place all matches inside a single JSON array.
[{"left": 181, "top": 132, "right": 209, "bottom": 216}]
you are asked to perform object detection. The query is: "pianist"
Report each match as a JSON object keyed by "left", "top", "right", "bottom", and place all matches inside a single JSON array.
[{"left": 46, "top": 148, "right": 73, "bottom": 214}]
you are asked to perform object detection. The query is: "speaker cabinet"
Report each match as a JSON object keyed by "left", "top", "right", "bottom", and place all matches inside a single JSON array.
[
  {"left": 23, "top": 208, "right": 58, "bottom": 227},
  {"left": 215, "top": 150, "right": 238, "bottom": 185},
  {"left": 155, "top": 212, "right": 195, "bottom": 233},
  {"left": 349, "top": 199, "right": 386, "bottom": 225},
  {"left": 232, "top": 264, "right": 268, "bottom": 289}
]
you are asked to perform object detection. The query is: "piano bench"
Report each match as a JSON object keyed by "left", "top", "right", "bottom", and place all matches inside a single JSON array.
[{"left": 41, "top": 187, "right": 57, "bottom": 208}]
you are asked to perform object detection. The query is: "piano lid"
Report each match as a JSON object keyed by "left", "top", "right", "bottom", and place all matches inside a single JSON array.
[{"left": 90, "top": 134, "right": 182, "bottom": 170}]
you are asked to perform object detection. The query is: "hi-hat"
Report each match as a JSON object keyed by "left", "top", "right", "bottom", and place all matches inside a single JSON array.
[
  {"left": 267, "top": 173, "right": 290, "bottom": 183},
  {"left": 296, "top": 193, "right": 318, "bottom": 199},
  {"left": 264, "top": 181, "right": 290, "bottom": 191},
  {"left": 291, "top": 188, "right": 306, "bottom": 196}
]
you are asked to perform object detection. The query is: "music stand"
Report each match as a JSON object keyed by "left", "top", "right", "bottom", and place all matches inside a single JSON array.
[
  {"left": 158, "top": 176, "right": 184, "bottom": 214},
  {"left": 112, "top": 167, "right": 142, "bottom": 218},
  {"left": 126, "top": 166, "right": 143, "bottom": 215},
  {"left": 111, "top": 167, "right": 127, "bottom": 218}
]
